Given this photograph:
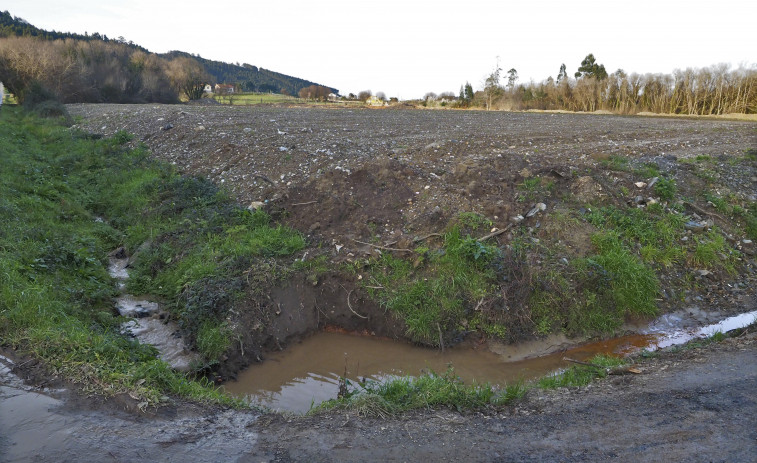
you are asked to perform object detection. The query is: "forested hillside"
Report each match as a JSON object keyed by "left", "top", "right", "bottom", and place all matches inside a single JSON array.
[
  {"left": 162, "top": 51, "right": 337, "bottom": 96},
  {"left": 0, "top": 11, "right": 337, "bottom": 103}
]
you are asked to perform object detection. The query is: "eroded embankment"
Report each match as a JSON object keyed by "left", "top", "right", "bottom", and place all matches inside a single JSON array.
[{"left": 20, "top": 104, "right": 757, "bottom": 393}]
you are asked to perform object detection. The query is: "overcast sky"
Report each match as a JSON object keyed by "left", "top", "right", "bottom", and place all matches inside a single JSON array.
[{"left": 4, "top": 0, "right": 755, "bottom": 99}]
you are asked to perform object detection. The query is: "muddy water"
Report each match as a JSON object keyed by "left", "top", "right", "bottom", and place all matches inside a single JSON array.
[
  {"left": 108, "top": 253, "right": 199, "bottom": 371},
  {"left": 225, "top": 310, "right": 757, "bottom": 413}
]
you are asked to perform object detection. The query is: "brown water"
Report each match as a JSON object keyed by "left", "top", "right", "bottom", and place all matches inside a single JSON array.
[{"left": 225, "top": 309, "right": 757, "bottom": 413}]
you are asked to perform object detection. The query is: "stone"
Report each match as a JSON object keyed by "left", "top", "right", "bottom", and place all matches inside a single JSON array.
[
  {"left": 526, "top": 203, "right": 547, "bottom": 218},
  {"left": 684, "top": 221, "right": 706, "bottom": 233},
  {"left": 247, "top": 201, "right": 265, "bottom": 210},
  {"left": 634, "top": 182, "right": 647, "bottom": 188}
]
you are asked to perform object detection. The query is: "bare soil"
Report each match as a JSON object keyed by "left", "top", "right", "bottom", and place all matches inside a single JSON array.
[{"left": 66, "top": 104, "right": 757, "bottom": 350}]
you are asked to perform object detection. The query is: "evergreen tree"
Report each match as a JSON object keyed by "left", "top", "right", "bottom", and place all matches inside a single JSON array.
[{"left": 575, "top": 53, "right": 608, "bottom": 80}]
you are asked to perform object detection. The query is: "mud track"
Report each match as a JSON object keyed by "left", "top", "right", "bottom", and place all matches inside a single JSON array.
[{"left": 2, "top": 333, "right": 756, "bottom": 462}]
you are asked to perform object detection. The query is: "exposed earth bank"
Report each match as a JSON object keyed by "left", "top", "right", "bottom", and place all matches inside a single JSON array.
[{"left": 2, "top": 332, "right": 756, "bottom": 462}]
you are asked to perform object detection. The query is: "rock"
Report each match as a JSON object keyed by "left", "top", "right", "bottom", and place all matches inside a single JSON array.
[
  {"left": 277, "top": 129, "right": 287, "bottom": 135},
  {"left": 425, "top": 142, "right": 441, "bottom": 150},
  {"left": 526, "top": 202, "right": 547, "bottom": 218},
  {"left": 247, "top": 201, "right": 265, "bottom": 211},
  {"left": 511, "top": 215, "right": 524, "bottom": 223},
  {"left": 279, "top": 146, "right": 289, "bottom": 152},
  {"left": 684, "top": 221, "right": 706, "bottom": 232},
  {"left": 572, "top": 176, "right": 605, "bottom": 203},
  {"left": 161, "top": 123, "right": 173, "bottom": 131},
  {"left": 646, "top": 177, "right": 659, "bottom": 189},
  {"left": 743, "top": 239, "right": 752, "bottom": 244},
  {"left": 194, "top": 125, "right": 206, "bottom": 131},
  {"left": 634, "top": 181, "right": 647, "bottom": 188},
  {"left": 519, "top": 168, "right": 533, "bottom": 178},
  {"left": 243, "top": 127, "right": 252, "bottom": 133}
]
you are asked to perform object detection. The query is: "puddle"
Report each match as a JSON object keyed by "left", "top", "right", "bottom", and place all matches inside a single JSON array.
[
  {"left": 0, "top": 356, "right": 71, "bottom": 462},
  {"left": 225, "top": 310, "right": 757, "bottom": 413},
  {"left": 108, "top": 251, "right": 199, "bottom": 371}
]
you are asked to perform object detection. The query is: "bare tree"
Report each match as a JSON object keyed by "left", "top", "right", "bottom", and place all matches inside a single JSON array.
[
  {"left": 166, "top": 56, "right": 210, "bottom": 101},
  {"left": 357, "top": 90, "right": 372, "bottom": 101}
]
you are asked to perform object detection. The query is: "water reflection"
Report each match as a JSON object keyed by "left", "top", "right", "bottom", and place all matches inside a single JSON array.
[{"left": 224, "top": 310, "right": 757, "bottom": 413}]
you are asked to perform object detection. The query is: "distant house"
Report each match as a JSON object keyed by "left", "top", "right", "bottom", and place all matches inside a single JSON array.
[
  {"left": 203, "top": 84, "right": 213, "bottom": 94},
  {"left": 328, "top": 93, "right": 338, "bottom": 102},
  {"left": 214, "top": 84, "right": 235, "bottom": 94},
  {"left": 366, "top": 95, "right": 385, "bottom": 106}
]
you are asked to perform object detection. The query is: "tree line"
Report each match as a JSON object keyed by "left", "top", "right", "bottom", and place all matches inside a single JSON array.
[
  {"left": 0, "top": 11, "right": 338, "bottom": 104},
  {"left": 458, "top": 54, "right": 757, "bottom": 115},
  {"left": 0, "top": 35, "right": 209, "bottom": 103}
]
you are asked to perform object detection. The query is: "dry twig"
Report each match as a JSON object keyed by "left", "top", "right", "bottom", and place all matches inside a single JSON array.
[
  {"left": 346, "top": 290, "right": 368, "bottom": 319},
  {"left": 352, "top": 239, "right": 413, "bottom": 253}
]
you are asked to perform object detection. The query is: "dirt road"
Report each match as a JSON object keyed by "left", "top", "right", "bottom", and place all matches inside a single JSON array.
[{"left": 2, "top": 333, "right": 756, "bottom": 462}]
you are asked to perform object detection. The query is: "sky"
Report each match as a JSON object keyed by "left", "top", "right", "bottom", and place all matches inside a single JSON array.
[{"left": 4, "top": 0, "right": 756, "bottom": 99}]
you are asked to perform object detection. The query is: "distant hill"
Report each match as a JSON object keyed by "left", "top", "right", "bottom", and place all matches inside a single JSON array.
[
  {"left": 0, "top": 10, "right": 337, "bottom": 96},
  {"left": 0, "top": 10, "right": 148, "bottom": 50},
  {"left": 162, "top": 51, "right": 338, "bottom": 96}
]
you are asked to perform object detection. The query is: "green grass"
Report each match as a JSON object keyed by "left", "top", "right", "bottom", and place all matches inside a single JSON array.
[
  {"left": 0, "top": 107, "right": 302, "bottom": 405},
  {"left": 653, "top": 177, "right": 676, "bottom": 201},
  {"left": 363, "top": 228, "right": 497, "bottom": 346},
  {"left": 213, "top": 92, "right": 300, "bottom": 105},
  {"left": 601, "top": 155, "right": 630, "bottom": 172},
  {"left": 691, "top": 230, "right": 738, "bottom": 273},
  {"left": 313, "top": 367, "right": 526, "bottom": 416},
  {"left": 538, "top": 355, "right": 625, "bottom": 388},
  {"left": 586, "top": 206, "right": 685, "bottom": 267}
]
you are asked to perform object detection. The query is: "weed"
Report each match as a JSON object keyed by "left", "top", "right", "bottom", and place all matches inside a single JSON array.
[
  {"left": 635, "top": 163, "right": 660, "bottom": 179},
  {"left": 315, "top": 366, "right": 505, "bottom": 415},
  {"left": 457, "top": 212, "right": 493, "bottom": 231},
  {"left": 196, "top": 321, "right": 232, "bottom": 362},
  {"left": 691, "top": 230, "right": 737, "bottom": 273},
  {"left": 538, "top": 355, "right": 625, "bottom": 388},
  {"left": 653, "top": 177, "right": 676, "bottom": 201},
  {"left": 602, "top": 155, "right": 630, "bottom": 172}
]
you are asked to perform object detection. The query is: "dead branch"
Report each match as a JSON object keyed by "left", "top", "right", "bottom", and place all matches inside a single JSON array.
[
  {"left": 563, "top": 357, "right": 641, "bottom": 375},
  {"left": 414, "top": 233, "right": 443, "bottom": 243},
  {"left": 291, "top": 200, "right": 317, "bottom": 206},
  {"left": 437, "top": 322, "right": 445, "bottom": 353},
  {"left": 684, "top": 201, "right": 727, "bottom": 222},
  {"left": 477, "top": 224, "right": 514, "bottom": 242},
  {"left": 346, "top": 289, "right": 368, "bottom": 319},
  {"left": 253, "top": 173, "right": 276, "bottom": 186},
  {"left": 352, "top": 239, "right": 413, "bottom": 253},
  {"left": 608, "top": 366, "right": 642, "bottom": 375}
]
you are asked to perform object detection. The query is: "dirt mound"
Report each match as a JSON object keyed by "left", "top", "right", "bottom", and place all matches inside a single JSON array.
[{"left": 66, "top": 103, "right": 757, "bottom": 365}]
